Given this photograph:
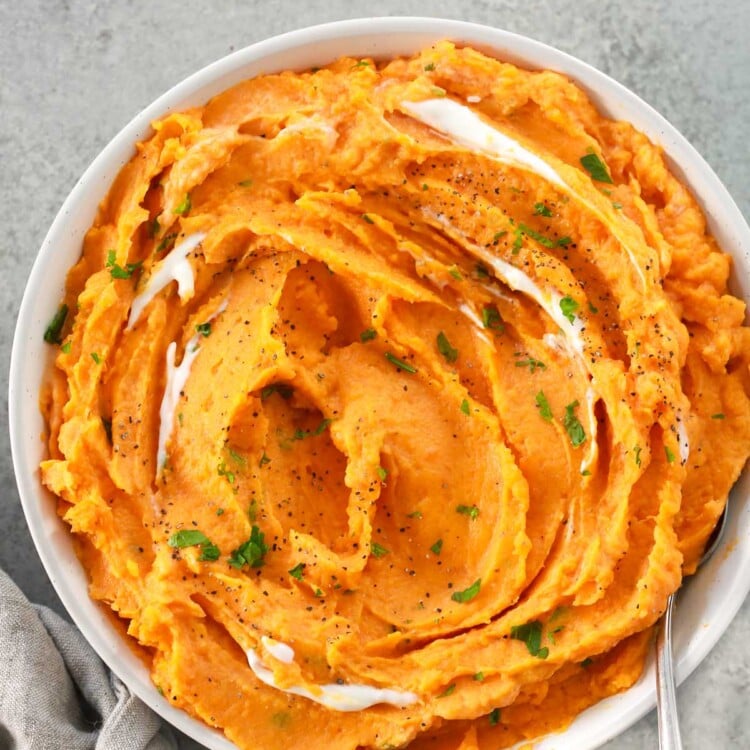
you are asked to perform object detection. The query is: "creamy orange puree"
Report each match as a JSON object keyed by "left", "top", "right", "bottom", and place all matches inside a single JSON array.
[{"left": 41, "top": 42, "right": 750, "bottom": 749}]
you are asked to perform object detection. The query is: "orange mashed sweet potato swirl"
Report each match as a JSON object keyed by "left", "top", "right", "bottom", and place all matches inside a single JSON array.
[{"left": 41, "top": 42, "right": 750, "bottom": 749}]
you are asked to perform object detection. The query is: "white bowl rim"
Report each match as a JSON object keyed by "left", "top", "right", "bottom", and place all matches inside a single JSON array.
[{"left": 9, "top": 15, "right": 750, "bottom": 750}]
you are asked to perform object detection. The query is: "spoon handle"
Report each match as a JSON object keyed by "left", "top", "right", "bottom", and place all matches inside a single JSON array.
[{"left": 656, "top": 592, "right": 684, "bottom": 750}]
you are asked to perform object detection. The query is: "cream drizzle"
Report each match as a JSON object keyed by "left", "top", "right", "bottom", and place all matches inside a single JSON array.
[
  {"left": 402, "top": 98, "right": 646, "bottom": 286},
  {"left": 156, "top": 298, "right": 228, "bottom": 471},
  {"left": 246, "top": 637, "right": 419, "bottom": 712},
  {"left": 402, "top": 98, "right": 564, "bottom": 188},
  {"left": 127, "top": 233, "right": 205, "bottom": 329},
  {"left": 677, "top": 418, "right": 690, "bottom": 464}
]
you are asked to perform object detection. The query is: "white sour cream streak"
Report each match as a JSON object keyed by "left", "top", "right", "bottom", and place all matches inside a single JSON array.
[
  {"left": 246, "top": 637, "right": 419, "bottom": 712},
  {"left": 402, "top": 98, "right": 565, "bottom": 189},
  {"left": 127, "top": 232, "right": 206, "bottom": 329},
  {"left": 156, "top": 298, "right": 228, "bottom": 471}
]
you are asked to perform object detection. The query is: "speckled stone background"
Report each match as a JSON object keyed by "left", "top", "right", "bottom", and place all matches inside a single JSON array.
[{"left": 1, "top": 0, "right": 748, "bottom": 748}]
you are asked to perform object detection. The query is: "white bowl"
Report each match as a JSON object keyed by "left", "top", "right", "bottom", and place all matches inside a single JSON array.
[{"left": 9, "top": 17, "right": 750, "bottom": 750}]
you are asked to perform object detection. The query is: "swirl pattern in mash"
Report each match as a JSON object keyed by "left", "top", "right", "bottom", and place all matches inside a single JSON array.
[{"left": 41, "top": 42, "right": 750, "bottom": 749}]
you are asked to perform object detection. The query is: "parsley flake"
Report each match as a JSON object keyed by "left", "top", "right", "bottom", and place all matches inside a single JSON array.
[
  {"left": 515, "top": 357, "right": 546, "bottom": 373},
  {"left": 711, "top": 413, "right": 725, "bottom": 420},
  {"left": 559, "top": 296, "right": 580, "bottom": 324},
  {"left": 430, "top": 538, "right": 443, "bottom": 555},
  {"left": 360, "top": 328, "right": 377, "bottom": 342},
  {"left": 451, "top": 578, "right": 481, "bottom": 603},
  {"left": 106, "top": 249, "right": 142, "bottom": 280},
  {"left": 535, "top": 391, "right": 553, "bottom": 422},
  {"left": 563, "top": 401, "right": 586, "bottom": 448},
  {"left": 438, "top": 683, "right": 456, "bottom": 697},
  {"left": 238, "top": 179, "right": 254, "bottom": 187},
  {"left": 168, "top": 529, "right": 220, "bottom": 562},
  {"left": 385, "top": 352, "right": 417, "bottom": 373},
  {"left": 288, "top": 563, "right": 305, "bottom": 580},
  {"left": 510, "top": 620, "right": 549, "bottom": 659},
  {"left": 665, "top": 445, "right": 676, "bottom": 463},
  {"left": 260, "top": 383, "right": 294, "bottom": 400},
  {"left": 634, "top": 444, "right": 642, "bottom": 467},
  {"left": 407, "top": 510, "right": 423, "bottom": 519},
  {"left": 533, "top": 202, "right": 553, "bottom": 217},
  {"left": 155, "top": 233, "right": 177, "bottom": 253},
  {"left": 489, "top": 708, "right": 501, "bottom": 726},
  {"left": 456, "top": 504, "right": 479, "bottom": 520},
  {"left": 580, "top": 153, "right": 613, "bottom": 184},
  {"left": 44, "top": 304, "right": 68, "bottom": 344},
  {"left": 229, "top": 524, "right": 269, "bottom": 569},
  {"left": 436, "top": 331, "right": 458, "bottom": 363},
  {"left": 460, "top": 399, "right": 470, "bottom": 416},
  {"left": 90, "top": 352, "right": 101, "bottom": 364},
  {"left": 377, "top": 466, "right": 388, "bottom": 482},
  {"left": 371, "top": 542, "right": 389, "bottom": 558},
  {"left": 448, "top": 265, "right": 463, "bottom": 280},
  {"left": 424, "top": 62, "right": 436, "bottom": 71},
  {"left": 61, "top": 341, "right": 72, "bottom": 354},
  {"left": 473, "top": 672, "right": 485, "bottom": 681},
  {"left": 195, "top": 322, "right": 211, "bottom": 337},
  {"left": 175, "top": 194, "right": 192, "bottom": 215},
  {"left": 362, "top": 213, "right": 375, "bottom": 224},
  {"left": 481, "top": 306, "right": 504, "bottom": 332},
  {"left": 475, "top": 263, "right": 490, "bottom": 280}
]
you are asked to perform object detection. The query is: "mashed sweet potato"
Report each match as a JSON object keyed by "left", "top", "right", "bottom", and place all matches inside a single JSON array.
[{"left": 40, "top": 42, "right": 750, "bottom": 749}]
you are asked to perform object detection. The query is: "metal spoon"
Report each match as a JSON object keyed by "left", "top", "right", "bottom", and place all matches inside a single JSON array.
[{"left": 655, "top": 506, "right": 730, "bottom": 749}]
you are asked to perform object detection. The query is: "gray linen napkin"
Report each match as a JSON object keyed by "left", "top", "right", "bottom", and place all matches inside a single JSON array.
[{"left": 0, "top": 568, "right": 177, "bottom": 750}]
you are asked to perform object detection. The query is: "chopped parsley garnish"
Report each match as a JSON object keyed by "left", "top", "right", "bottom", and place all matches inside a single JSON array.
[
  {"left": 634, "top": 444, "right": 642, "bottom": 467},
  {"left": 456, "top": 504, "right": 479, "bottom": 520},
  {"left": 422, "top": 183, "right": 429, "bottom": 191},
  {"left": 711, "top": 413, "right": 725, "bottom": 420},
  {"left": 510, "top": 620, "right": 548, "bottom": 659},
  {"left": 199, "top": 542, "right": 220, "bottom": 561},
  {"left": 288, "top": 562, "right": 305, "bottom": 580},
  {"left": 229, "top": 524, "right": 269, "bottom": 568},
  {"left": 362, "top": 213, "right": 375, "bottom": 224},
  {"left": 292, "top": 418, "right": 332, "bottom": 441},
  {"left": 259, "top": 452, "right": 271, "bottom": 467},
  {"left": 238, "top": 179, "right": 254, "bottom": 187},
  {"left": 588, "top": 301, "right": 599, "bottom": 314},
  {"left": 195, "top": 322, "right": 211, "bottom": 337},
  {"left": 385, "top": 352, "right": 417, "bottom": 373},
  {"left": 424, "top": 62, "right": 436, "bottom": 71},
  {"left": 175, "top": 193, "right": 192, "bottom": 215},
  {"left": 448, "top": 265, "right": 463, "bottom": 280},
  {"left": 512, "top": 227, "right": 524, "bottom": 254},
  {"left": 360, "top": 327, "right": 377, "bottom": 342},
  {"left": 612, "top": 201, "right": 623, "bottom": 209},
  {"left": 460, "top": 399, "right": 470, "bottom": 416},
  {"left": 515, "top": 357, "right": 546, "bottom": 373},
  {"left": 493, "top": 230, "right": 508, "bottom": 244},
  {"left": 314, "top": 588, "right": 324, "bottom": 597},
  {"left": 155, "top": 233, "right": 177, "bottom": 253},
  {"left": 489, "top": 708, "right": 501, "bottom": 726},
  {"left": 430, "top": 539, "right": 443, "bottom": 555},
  {"left": 518, "top": 223, "right": 556, "bottom": 248},
  {"left": 148, "top": 215, "right": 161, "bottom": 238},
  {"left": 481, "top": 306, "right": 504, "bottom": 331},
  {"left": 475, "top": 262, "right": 490, "bottom": 279},
  {"left": 61, "top": 341, "right": 72, "bottom": 354},
  {"left": 665, "top": 445, "right": 676, "bottom": 463},
  {"left": 438, "top": 683, "right": 456, "bottom": 697},
  {"left": 217, "top": 461, "right": 235, "bottom": 485},
  {"left": 216, "top": 508, "right": 225, "bottom": 516},
  {"left": 226, "top": 450, "right": 245, "bottom": 468},
  {"left": 351, "top": 60, "right": 370, "bottom": 69},
  {"left": 436, "top": 331, "right": 458, "bottom": 363},
  {"left": 563, "top": 401, "right": 586, "bottom": 448},
  {"left": 581, "top": 469, "right": 591, "bottom": 476},
  {"left": 44, "top": 304, "right": 68, "bottom": 344},
  {"left": 90, "top": 352, "right": 101, "bottom": 364},
  {"left": 559, "top": 296, "right": 580, "bottom": 324},
  {"left": 451, "top": 578, "right": 481, "bottom": 603},
  {"left": 260, "top": 383, "right": 294, "bottom": 400},
  {"left": 535, "top": 391, "right": 553, "bottom": 422},
  {"left": 533, "top": 202, "right": 553, "bottom": 217},
  {"left": 407, "top": 510, "right": 423, "bottom": 519},
  {"left": 431, "top": 86, "right": 446, "bottom": 97},
  {"left": 371, "top": 542, "right": 389, "bottom": 558},
  {"left": 473, "top": 672, "right": 485, "bottom": 681},
  {"left": 580, "top": 153, "right": 613, "bottom": 184},
  {"left": 248, "top": 499, "right": 258, "bottom": 522},
  {"left": 168, "top": 529, "right": 219, "bottom": 562},
  {"left": 377, "top": 466, "right": 388, "bottom": 482},
  {"left": 556, "top": 236, "right": 573, "bottom": 246},
  {"left": 106, "top": 249, "right": 143, "bottom": 280}
]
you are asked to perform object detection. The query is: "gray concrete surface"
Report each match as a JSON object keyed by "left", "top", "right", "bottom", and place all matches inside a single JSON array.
[{"left": 1, "top": 0, "right": 748, "bottom": 748}]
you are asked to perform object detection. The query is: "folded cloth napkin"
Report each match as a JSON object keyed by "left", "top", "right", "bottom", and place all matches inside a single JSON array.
[{"left": 0, "top": 568, "right": 176, "bottom": 750}]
